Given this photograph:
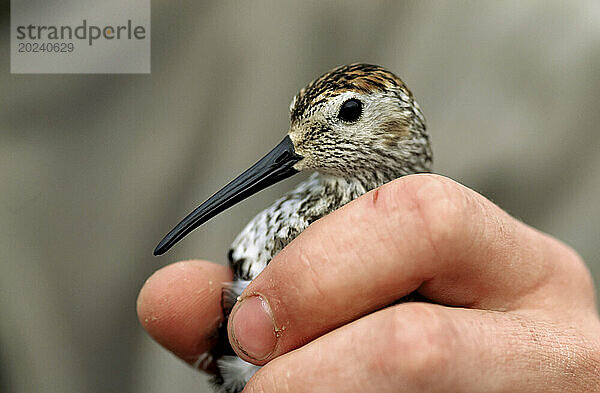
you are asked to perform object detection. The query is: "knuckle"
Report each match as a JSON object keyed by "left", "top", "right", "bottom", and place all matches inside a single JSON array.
[
  {"left": 375, "top": 174, "right": 473, "bottom": 259},
  {"left": 561, "top": 244, "right": 596, "bottom": 302},
  {"left": 371, "top": 304, "right": 453, "bottom": 384},
  {"left": 539, "top": 235, "right": 597, "bottom": 308}
]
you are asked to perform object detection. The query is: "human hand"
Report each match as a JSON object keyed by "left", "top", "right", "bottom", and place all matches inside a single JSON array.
[{"left": 138, "top": 174, "right": 600, "bottom": 392}]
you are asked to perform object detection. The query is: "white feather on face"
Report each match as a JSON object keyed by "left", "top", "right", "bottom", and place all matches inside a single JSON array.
[{"left": 289, "top": 88, "right": 430, "bottom": 183}]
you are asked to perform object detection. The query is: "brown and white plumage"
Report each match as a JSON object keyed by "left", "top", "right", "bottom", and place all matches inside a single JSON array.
[
  {"left": 154, "top": 63, "right": 431, "bottom": 392},
  {"left": 212, "top": 64, "right": 432, "bottom": 392}
]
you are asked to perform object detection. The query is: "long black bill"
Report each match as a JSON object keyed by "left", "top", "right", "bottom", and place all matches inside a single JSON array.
[{"left": 154, "top": 135, "right": 302, "bottom": 256}]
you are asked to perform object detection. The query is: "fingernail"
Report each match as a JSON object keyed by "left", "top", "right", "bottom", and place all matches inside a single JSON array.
[{"left": 230, "top": 295, "right": 276, "bottom": 360}]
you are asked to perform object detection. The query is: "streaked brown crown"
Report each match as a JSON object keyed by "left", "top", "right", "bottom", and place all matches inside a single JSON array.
[{"left": 291, "top": 63, "right": 410, "bottom": 121}]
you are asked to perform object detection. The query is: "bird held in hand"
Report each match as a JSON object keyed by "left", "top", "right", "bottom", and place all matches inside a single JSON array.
[{"left": 154, "top": 63, "right": 432, "bottom": 392}]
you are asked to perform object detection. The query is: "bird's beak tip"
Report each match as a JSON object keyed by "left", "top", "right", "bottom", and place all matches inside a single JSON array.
[{"left": 153, "top": 135, "right": 302, "bottom": 255}]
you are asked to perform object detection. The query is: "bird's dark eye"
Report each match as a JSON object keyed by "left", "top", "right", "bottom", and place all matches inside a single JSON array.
[{"left": 338, "top": 99, "right": 362, "bottom": 122}]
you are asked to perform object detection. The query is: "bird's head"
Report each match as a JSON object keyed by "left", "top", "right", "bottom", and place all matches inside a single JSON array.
[
  {"left": 287, "top": 63, "right": 431, "bottom": 184},
  {"left": 154, "top": 64, "right": 431, "bottom": 255}
]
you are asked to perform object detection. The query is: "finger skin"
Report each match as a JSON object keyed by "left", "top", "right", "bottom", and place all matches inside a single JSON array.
[
  {"left": 137, "top": 260, "right": 232, "bottom": 367},
  {"left": 244, "top": 303, "right": 600, "bottom": 393},
  {"left": 231, "top": 174, "right": 595, "bottom": 365}
]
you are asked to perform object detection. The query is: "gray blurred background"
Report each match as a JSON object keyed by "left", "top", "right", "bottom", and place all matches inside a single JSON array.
[{"left": 1, "top": 1, "right": 599, "bottom": 392}]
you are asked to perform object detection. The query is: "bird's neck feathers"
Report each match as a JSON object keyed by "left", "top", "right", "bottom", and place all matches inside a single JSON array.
[{"left": 293, "top": 167, "right": 421, "bottom": 214}]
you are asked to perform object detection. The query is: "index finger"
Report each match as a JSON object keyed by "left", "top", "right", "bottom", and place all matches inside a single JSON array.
[
  {"left": 137, "top": 260, "right": 233, "bottom": 370},
  {"left": 227, "top": 174, "right": 593, "bottom": 365}
]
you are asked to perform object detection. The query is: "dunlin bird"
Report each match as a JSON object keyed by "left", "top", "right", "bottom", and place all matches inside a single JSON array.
[{"left": 154, "top": 63, "right": 432, "bottom": 392}]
